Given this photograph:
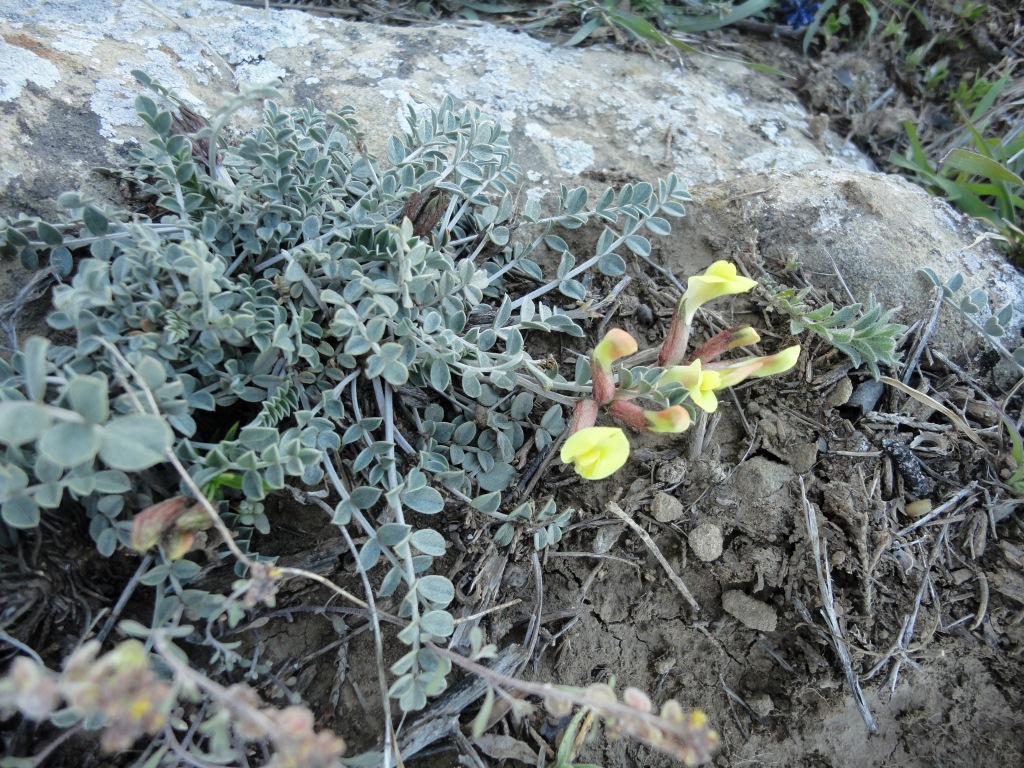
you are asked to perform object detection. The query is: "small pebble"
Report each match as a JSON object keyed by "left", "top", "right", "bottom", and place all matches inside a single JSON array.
[
  {"left": 825, "top": 377, "right": 854, "bottom": 407},
  {"left": 722, "top": 590, "right": 778, "bottom": 632},
  {"left": 652, "top": 492, "right": 685, "bottom": 522},
  {"left": 688, "top": 522, "right": 724, "bottom": 562},
  {"left": 748, "top": 693, "right": 774, "bottom": 718}
]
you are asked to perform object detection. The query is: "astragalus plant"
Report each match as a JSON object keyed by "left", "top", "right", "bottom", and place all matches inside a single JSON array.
[{"left": 0, "top": 75, "right": 722, "bottom": 765}]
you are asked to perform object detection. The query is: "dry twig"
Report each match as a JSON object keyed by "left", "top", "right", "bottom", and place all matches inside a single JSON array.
[{"left": 606, "top": 501, "right": 699, "bottom": 614}]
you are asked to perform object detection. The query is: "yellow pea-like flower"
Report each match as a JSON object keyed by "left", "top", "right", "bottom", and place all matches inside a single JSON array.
[
  {"left": 659, "top": 360, "right": 722, "bottom": 413},
  {"left": 680, "top": 261, "right": 759, "bottom": 326},
  {"left": 560, "top": 426, "right": 630, "bottom": 480},
  {"left": 590, "top": 328, "right": 638, "bottom": 404}
]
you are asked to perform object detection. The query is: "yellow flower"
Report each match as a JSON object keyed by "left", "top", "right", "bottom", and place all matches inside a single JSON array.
[
  {"left": 680, "top": 261, "right": 758, "bottom": 326},
  {"left": 713, "top": 344, "right": 802, "bottom": 387},
  {"left": 659, "top": 360, "right": 722, "bottom": 413},
  {"left": 726, "top": 325, "right": 761, "bottom": 350},
  {"left": 560, "top": 426, "right": 630, "bottom": 480},
  {"left": 592, "top": 328, "right": 638, "bottom": 370},
  {"left": 644, "top": 405, "right": 692, "bottom": 434},
  {"left": 750, "top": 344, "right": 801, "bottom": 377}
]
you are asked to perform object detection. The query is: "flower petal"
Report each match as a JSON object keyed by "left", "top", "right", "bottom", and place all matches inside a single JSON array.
[
  {"left": 560, "top": 426, "right": 630, "bottom": 480},
  {"left": 751, "top": 344, "right": 801, "bottom": 377},
  {"left": 681, "top": 261, "right": 758, "bottom": 324},
  {"left": 592, "top": 328, "right": 638, "bottom": 370}
]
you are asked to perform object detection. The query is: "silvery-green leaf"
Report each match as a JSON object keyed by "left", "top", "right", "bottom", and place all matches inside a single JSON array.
[
  {"left": 95, "top": 527, "right": 118, "bottom": 557},
  {"left": 350, "top": 486, "right": 381, "bottom": 509},
  {"left": 494, "top": 523, "right": 514, "bottom": 547},
  {"left": 419, "top": 610, "right": 455, "bottom": 638},
  {"left": 429, "top": 359, "right": 451, "bottom": 391},
  {"left": 463, "top": 372, "right": 482, "bottom": 398},
  {"left": 645, "top": 216, "right": 671, "bottom": 236},
  {"left": 918, "top": 267, "right": 940, "bottom": 286},
  {"left": 478, "top": 462, "right": 516, "bottom": 492},
  {"left": 544, "top": 234, "right": 568, "bottom": 253},
  {"left": 387, "top": 135, "right": 406, "bottom": 164},
  {"left": 625, "top": 234, "right": 651, "bottom": 257},
  {"left": 83, "top": 206, "right": 109, "bottom": 236},
  {"left": 67, "top": 376, "right": 110, "bottom": 424},
  {"left": 510, "top": 392, "right": 533, "bottom": 421},
  {"left": 471, "top": 492, "right": 501, "bottom": 515},
  {"left": 23, "top": 337, "right": 50, "bottom": 403},
  {"left": 2, "top": 494, "right": 39, "bottom": 529},
  {"left": 410, "top": 529, "right": 446, "bottom": 557},
  {"left": 660, "top": 200, "right": 686, "bottom": 217},
  {"left": 377, "top": 523, "right": 412, "bottom": 547},
  {"left": 598, "top": 253, "right": 627, "bottom": 276},
  {"left": 50, "top": 247, "right": 73, "bottom": 277},
  {"left": 488, "top": 226, "right": 509, "bottom": 246},
  {"left": 558, "top": 279, "right": 586, "bottom": 302},
  {"left": 494, "top": 296, "right": 513, "bottom": 329},
  {"left": 359, "top": 538, "right": 382, "bottom": 570},
  {"left": 555, "top": 250, "right": 575, "bottom": 279},
  {"left": 402, "top": 486, "right": 444, "bottom": 514},
  {"left": 0, "top": 401, "right": 52, "bottom": 446},
  {"left": 983, "top": 316, "right": 1005, "bottom": 337},
  {"left": 416, "top": 575, "right": 455, "bottom": 605},
  {"left": 98, "top": 414, "right": 172, "bottom": 471},
  {"left": 39, "top": 421, "right": 100, "bottom": 468},
  {"left": 564, "top": 186, "right": 588, "bottom": 214}
]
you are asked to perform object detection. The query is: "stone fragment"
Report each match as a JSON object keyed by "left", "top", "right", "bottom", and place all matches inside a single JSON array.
[
  {"left": 655, "top": 459, "right": 688, "bottom": 486},
  {"left": 652, "top": 491, "right": 685, "bottom": 523},
  {"left": 825, "top": 377, "right": 854, "bottom": 407},
  {"left": 722, "top": 590, "right": 777, "bottom": 632},
  {"left": 789, "top": 443, "right": 819, "bottom": 475},
  {"left": 748, "top": 693, "right": 774, "bottom": 717},
  {"left": 687, "top": 522, "right": 723, "bottom": 562}
]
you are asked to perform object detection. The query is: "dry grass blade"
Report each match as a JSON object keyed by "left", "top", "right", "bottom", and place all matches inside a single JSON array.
[
  {"left": 799, "top": 477, "right": 876, "bottom": 732},
  {"left": 880, "top": 375, "right": 985, "bottom": 447}
]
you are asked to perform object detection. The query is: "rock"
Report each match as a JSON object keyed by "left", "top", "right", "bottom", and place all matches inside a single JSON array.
[
  {"left": 722, "top": 590, "right": 777, "bottom": 632},
  {"left": 0, "top": 0, "right": 854, "bottom": 223},
  {"left": 2, "top": 0, "right": 1021, "bottom": 343},
  {"left": 687, "top": 522, "right": 723, "bottom": 562},
  {"left": 652, "top": 491, "right": 685, "bottom": 523}
]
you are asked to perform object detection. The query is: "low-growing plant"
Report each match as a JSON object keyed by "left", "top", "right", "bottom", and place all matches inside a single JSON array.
[
  {"left": 758, "top": 276, "right": 905, "bottom": 378},
  {"left": 0, "top": 74, "right": 727, "bottom": 765}
]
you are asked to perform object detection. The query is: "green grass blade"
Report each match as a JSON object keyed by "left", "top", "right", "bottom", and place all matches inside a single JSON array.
[
  {"left": 943, "top": 149, "right": 1024, "bottom": 186},
  {"left": 672, "top": 0, "right": 773, "bottom": 33}
]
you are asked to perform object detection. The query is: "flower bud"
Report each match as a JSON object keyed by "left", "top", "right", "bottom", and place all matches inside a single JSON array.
[{"left": 591, "top": 329, "right": 637, "bottom": 404}]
